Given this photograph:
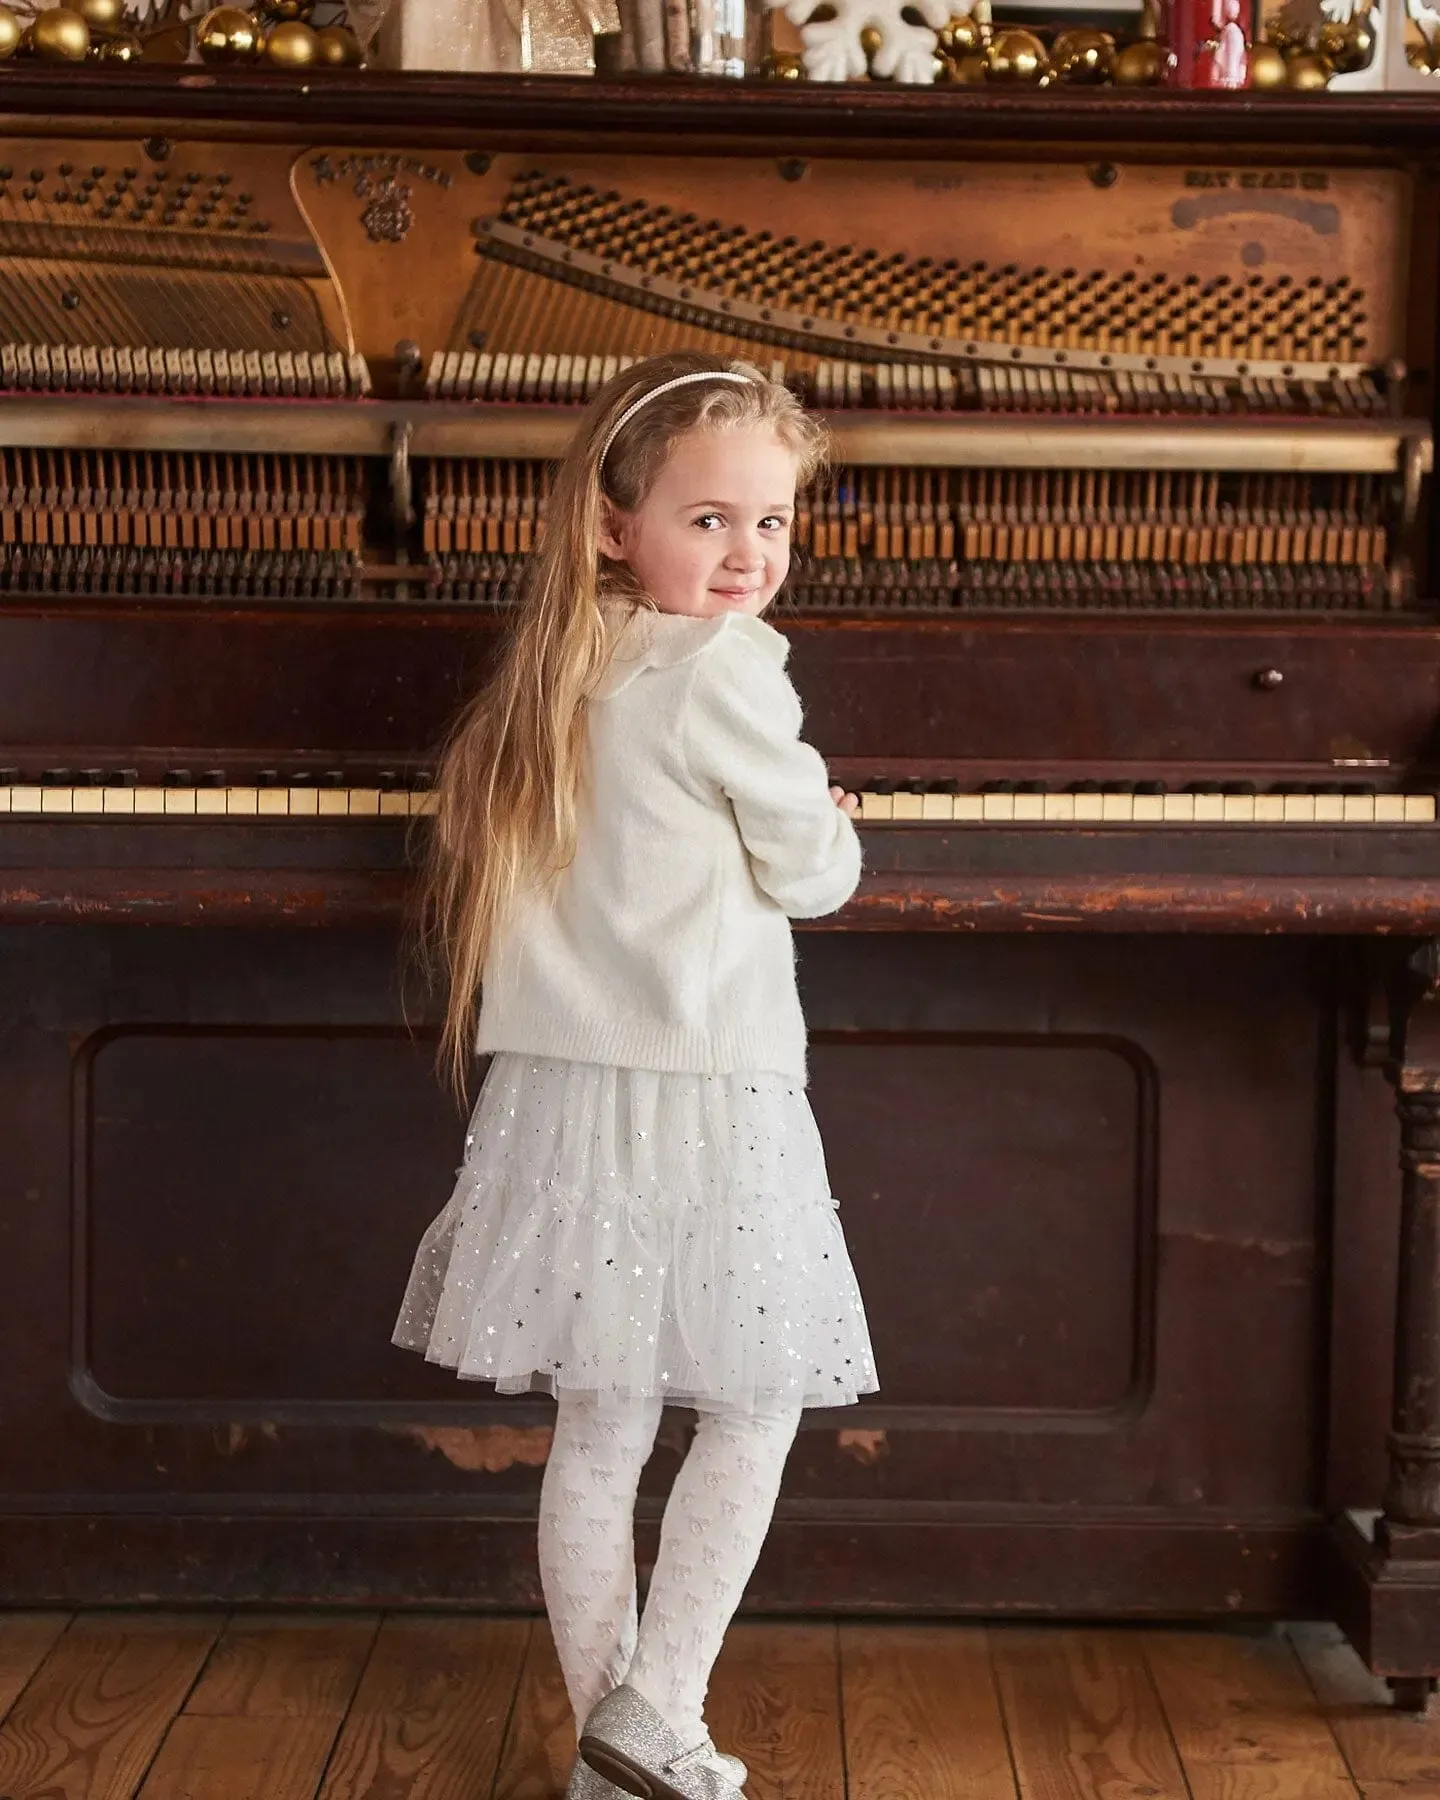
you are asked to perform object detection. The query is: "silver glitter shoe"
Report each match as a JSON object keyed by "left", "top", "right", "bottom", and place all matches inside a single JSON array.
[
  {"left": 579, "top": 1685, "right": 746, "bottom": 1800},
  {"left": 566, "top": 1745, "right": 746, "bottom": 1800}
]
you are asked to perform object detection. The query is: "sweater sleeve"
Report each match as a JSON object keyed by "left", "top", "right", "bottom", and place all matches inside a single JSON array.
[{"left": 683, "top": 624, "right": 862, "bottom": 919}]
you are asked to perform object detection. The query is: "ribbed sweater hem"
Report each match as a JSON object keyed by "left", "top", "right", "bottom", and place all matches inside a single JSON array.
[{"left": 476, "top": 1010, "right": 807, "bottom": 1080}]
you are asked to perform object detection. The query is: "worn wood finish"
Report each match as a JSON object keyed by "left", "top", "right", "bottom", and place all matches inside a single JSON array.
[
  {"left": 0, "top": 1616, "right": 220, "bottom": 1800},
  {"left": 2, "top": 70, "right": 1440, "bottom": 155},
  {"left": 0, "top": 1614, "right": 1417, "bottom": 1800}
]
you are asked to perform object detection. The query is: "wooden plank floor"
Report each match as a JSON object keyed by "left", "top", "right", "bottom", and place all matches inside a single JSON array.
[{"left": 0, "top": 1615, "right": 1436, "bottom": 1800}]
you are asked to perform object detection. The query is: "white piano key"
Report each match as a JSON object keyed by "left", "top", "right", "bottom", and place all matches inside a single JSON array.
[
  {"left": 1374, "top": 794, "right": 1406, "bottom": 824},
  {"left": 1282, "top": 795, "right": 1317, "bottom": 823},
  {"left": 410, "top": 791, "right": 440, "bottom": 817},
  {"left": 380, "top": 790, "right": 412, "bottom": 816},
  {"left": 347, "top": 788, "right": 381, "bottom": 816},
  {"left": 317, "top": 789, "right": 350, "bottom": 816},
  {"left": 288, "top": 787, "right": 320, "bottom": 816},
  {"left": 981, "top": 793, "right": 1015, "bottom": 822},
  {"left": 71, "top": 789, "right": 105, "bottom": 814},
  {"left": 891, "top": 791, "right": 924, "bottom": 821},
  {"left": 1013, "top": 792, "right": 1046, "bottom": 821},
  {"left": 1073, "top": 793, "right": 1104, "bottom": 821},
  {"left": 1193, "top": 794, "right": 1225, "bottom": 822},
  {"left": 1042, "top": 794, "right": 1076, "bottom": 821},
  {"left": 1101, "top": 794, "right": 1134, "bottom": 822},
  {"left": 1314, "top": 794, "right": 1345, "bottom": 823},
  {"left": 101, "top": 788, "right": 135, "bottom": 815},
  {"left": 1161, "top": 794, "right": 1196, "bottom": 822},
  {"left": 1342, "top": 795, "right": 1376, "bottom": 823},
  {"left": 1221, "top": 795, "right": 1256, "bottom": 822},
  {"left": 257, "top": 789, "right": 289, "bottom": 816},
  {"left": 0, "top": 787, "right": 10, "bottom": 815},
  {"left": 1255, "top": 794, "right": 1285, "bottom": 823},
  {"left": 1132, "top": 794, "right": 1164, "bottom": 823},
  {"left": 133, "top": 787, "right": 166, "bottom": 815},
  {"left": 162, "top": 789, "right": 197, "bottom": 815},
  {"left": 225, "top": 788, "right": 260, "bottom": 816},
  {"left": 953, "top": 794, "right": 984, "bottom": 821},
  {"left": 195, "top": 789, "right": 227, "bottom": 816},
  {"left": 920, "top": 791, "right": 953, "bottom": 821},
  {"left": 858, "top": 791, "right": 894, "bottom": 821},
  {"left": 1405, "top": 794, "right": 1436, "bottom": 823},
  {"left": 40, "top": 788, "right": 73, "bottom": 813}
]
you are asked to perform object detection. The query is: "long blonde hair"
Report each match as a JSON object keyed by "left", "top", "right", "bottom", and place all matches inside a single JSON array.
[{"left": 421, "top": 349, "right": 827, "bottom": 1098}]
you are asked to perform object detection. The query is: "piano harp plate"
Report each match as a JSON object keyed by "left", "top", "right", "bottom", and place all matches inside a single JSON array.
[{"left": 0, "top": 396, "right": 1430, "bottom": 477}]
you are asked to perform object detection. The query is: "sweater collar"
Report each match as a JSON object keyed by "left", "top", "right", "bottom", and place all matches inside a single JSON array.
[{"left": 594, "top": 605, "right": 789, "bottom": 699}]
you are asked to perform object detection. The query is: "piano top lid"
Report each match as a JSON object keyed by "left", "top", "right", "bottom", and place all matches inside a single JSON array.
[{"left": 2, "top": 68, "right": 1440, "bottom": 156}]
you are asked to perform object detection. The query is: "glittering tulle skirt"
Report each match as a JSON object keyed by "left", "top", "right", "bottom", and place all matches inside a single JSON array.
[{"left": 392, "top": 1055, "right": 878, "bottom": 1410}]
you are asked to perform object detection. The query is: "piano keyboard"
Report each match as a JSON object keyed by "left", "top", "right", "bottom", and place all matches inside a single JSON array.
[
  {"left": 0, "top": 777, "right": 1435, "bottom": 825},
  {"left": 856, "top": 783, "right": 1436, "bottom": 824}
]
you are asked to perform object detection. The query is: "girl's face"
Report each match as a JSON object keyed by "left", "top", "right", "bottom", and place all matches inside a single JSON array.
[{"left": 598, "top": 424, "right": 799, "bottom": 619}]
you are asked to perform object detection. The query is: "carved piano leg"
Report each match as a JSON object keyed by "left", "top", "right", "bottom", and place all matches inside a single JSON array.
[{"left": 1332, "top": 941, "right": 1440, "bottom": 1713}]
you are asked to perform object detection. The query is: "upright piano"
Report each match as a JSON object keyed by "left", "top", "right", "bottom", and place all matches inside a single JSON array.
[{"left": 4, "top": 68, "right": 1440, "bottom": 1705}]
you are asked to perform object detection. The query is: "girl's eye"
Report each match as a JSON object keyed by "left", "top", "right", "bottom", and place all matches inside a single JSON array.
[
  {"left": 761, "top": 515, "right": 790, "bottom": 532},
  {"left": 693, "top": 513, "right": 723, "bottom": 530}
]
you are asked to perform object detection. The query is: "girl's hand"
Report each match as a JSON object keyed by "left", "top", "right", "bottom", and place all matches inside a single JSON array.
[{"left": 829, "top": 785, "right": 860, "bottom": 818}]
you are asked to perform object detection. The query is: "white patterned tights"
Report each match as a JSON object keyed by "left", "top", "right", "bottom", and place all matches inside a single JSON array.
[{"left": 538, "top": 1390, "right": 802, "bottom": 1750}]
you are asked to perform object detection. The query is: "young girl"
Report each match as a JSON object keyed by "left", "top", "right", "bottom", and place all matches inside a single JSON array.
[{"left": 393, "top": 351, "right": 878, "bottom": 1800}]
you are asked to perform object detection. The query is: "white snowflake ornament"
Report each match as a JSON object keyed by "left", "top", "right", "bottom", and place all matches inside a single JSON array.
[{"left": 767, "top": 0, "right": 955, "bottom": 83}]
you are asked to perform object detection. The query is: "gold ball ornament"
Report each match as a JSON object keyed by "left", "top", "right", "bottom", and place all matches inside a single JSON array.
[
  {"left": 31, "top": 7, "right": 91, "bottom": 57},
  {"left": 1247, "top": 40, "right": 1287, "bottom": 86},
  {"left": 313, "top": 22, "right": 363, "bottom": 62},
  {"left": 263, "top": 0, "right": 313, "bottom": 18},
  {"left": 1286, "top": 48, "right": 1332, "bottom": 87},
  {"left": 762, "top": 46, "right": 804, "bottom": 77},
  {"left": 948, "top": 48, "right": 987, "bottom": 81},
  {"left": 985, "top": 26, "right": 1046, "bottom": 80},
  {"left": 196, "top": 5, "right": 262, "bottom": 58},
  {"left": 936, "top": 12, "right": 977, "bottom": 56},
  {"left": 75, "top": 0, "right": 122, "bottom": 30},
  {"left": 858, "top": 23, "right": 882, "bottom": 55},
  {"left": 1052, "top": 26, "right": 1114, "bottom": 82},
  {"left": 0, "top": 5, "right": 21, "bottom": 55},
  {"left": 95, "top": 28, "right": 140, "bottom": 56},
  {"left": 1406, "top": 40, "right": 1440, "bottom": 71},
  {"left": 1113, "top": 37, "right": 1162, "bottom": 83},
  {"left": 1316, "top": 16, "right": 1373, "bottom": 70},
  {"left": 263, "top": 17, "right": 318, "bottom": 62}
]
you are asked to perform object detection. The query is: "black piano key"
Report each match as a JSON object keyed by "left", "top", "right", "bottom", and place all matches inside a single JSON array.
[
  {"left": 78, "top": 769, "right": 105, "bottom": 786},
  {"left": 41, "top": 768, "right": 73, "bottom": 784},
  {"left": 108, "top": 769, "right": 139, "bottom": 787},
  {"left": 166, "top": 769, "right": 193, "bottom": 786},
  {"left": 320, "top": 770, "right": 346, "bottom": 788},
  {"left": 200, "top": 769, "right": 227, "bottom": 787},
  {"left": 1015, "top": 780, "right": 1049, "bottom": 795},
  {"left": 1134, "top": 781, "right": 1166, "bottom": 796},
  {"left": 257, "top": 769, "right": 281, "bottom": 787},
  {"left": 0, "top": 767, "right": 19, "bottom": 784},
  {"left": 1070, "top": 779, "right": 1101, "bottom": 794}
]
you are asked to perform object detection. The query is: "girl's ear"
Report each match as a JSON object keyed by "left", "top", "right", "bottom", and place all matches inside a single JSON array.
[{"left": 596, "top": 499, "right": 629, "bottom": 563}]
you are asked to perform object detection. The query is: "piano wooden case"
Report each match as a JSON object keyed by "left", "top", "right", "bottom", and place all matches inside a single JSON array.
[{"left": 5, "top": 70, "right": 1440, "bottom": 1704}]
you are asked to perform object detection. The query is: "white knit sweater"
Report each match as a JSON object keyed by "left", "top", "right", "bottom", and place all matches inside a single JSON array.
[{"left": 476, "top": 606, "right": 861, "bottom": 1078}]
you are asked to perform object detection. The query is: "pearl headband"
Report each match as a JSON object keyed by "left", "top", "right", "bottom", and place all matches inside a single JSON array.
[{"left": 599, "top": 370, "right": 757, "bottom": 469}]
